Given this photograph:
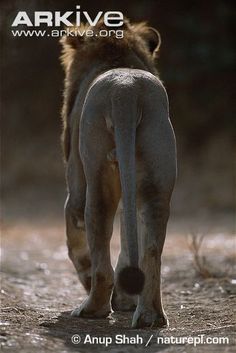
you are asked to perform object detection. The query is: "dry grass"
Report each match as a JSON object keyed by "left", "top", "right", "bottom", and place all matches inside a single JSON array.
[
  {"left": 187, "top": 232, "right": 234, "bottom": 279},
  {"left": 188, "top": 232, "right": 213, "bottom": 278}
]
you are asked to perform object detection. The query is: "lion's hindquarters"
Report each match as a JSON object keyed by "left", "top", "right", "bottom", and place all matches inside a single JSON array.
[
  {"left": 137, "top": 84, "right": 177, "bottom": 192},
  {"left": 79, "top": 73, "right": 176, "bottom": 304}
]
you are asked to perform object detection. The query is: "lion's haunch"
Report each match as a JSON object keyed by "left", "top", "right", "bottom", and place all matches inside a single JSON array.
[{"left": 117, "top": 266, "right": 145, "bottom": 295}]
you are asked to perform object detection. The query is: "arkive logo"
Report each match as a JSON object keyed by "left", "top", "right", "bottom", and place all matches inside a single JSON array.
[{"left": 11, "top": 5, "right": 124, "bottom": 27}]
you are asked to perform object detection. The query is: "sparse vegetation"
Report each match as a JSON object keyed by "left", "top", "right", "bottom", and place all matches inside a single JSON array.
[
  {"left": 188, "top": 232, "right": 212, "bottom": 278},
  {"left": 187, "top": 232, "right": 234, "bottom": 279}
]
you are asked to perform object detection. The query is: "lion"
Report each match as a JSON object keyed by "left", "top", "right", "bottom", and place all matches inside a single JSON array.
[{"left": 60, "top": 19, "right": 177, "bottom": 328}]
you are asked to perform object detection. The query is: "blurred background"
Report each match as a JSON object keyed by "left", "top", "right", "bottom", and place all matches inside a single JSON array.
[{"left": 1, "top": 0, "right": 235, "bottom": 229}]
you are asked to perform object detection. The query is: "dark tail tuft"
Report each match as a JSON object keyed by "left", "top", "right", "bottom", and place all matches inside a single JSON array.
[{"left": 117, "top": 266, "right": 145, "bottom": 295}]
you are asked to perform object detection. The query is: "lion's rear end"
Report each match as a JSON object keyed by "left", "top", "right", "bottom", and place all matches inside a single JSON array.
[{"left": 60, "top": 18, "right": 176, "bottom": 328}]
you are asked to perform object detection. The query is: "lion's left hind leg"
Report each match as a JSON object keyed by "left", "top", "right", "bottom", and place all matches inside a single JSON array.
[
  {"left": 112, "top": 209, "right": 137, "bottom": 311},
  {"left": 65, "top": 198, "right": 91, "bottom": 292},
  {"left": 65, "top": 157, "right": 91, "bottom": 293},
  {"left": 72, "top": 169, "right": 120, "bottom": 318}
]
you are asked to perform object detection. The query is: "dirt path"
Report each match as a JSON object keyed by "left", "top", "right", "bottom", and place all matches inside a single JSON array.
[{"left": 1, "top": 219, "right": 235, "bottom": 352}]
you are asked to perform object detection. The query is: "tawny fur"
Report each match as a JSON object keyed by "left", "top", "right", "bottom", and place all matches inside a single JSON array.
[
  {"left": 60, "top": 19, "right": 160, "bottom": 161},
  {"left": 60, "top": 18, "right": 176, "bottom": 328}
]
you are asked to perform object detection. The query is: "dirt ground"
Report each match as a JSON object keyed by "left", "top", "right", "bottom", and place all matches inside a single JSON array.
[{"left": 1, "top": 214, "right": 235, "bottom": 353}]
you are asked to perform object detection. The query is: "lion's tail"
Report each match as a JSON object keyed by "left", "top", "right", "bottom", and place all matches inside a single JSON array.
[{"left": 112, "top": 94, "right": 145, "bottom": 295}]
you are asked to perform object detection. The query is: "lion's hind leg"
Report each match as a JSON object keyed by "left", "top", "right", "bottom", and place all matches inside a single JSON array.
[
  {"left": 65, "top": 157, "right": 91, "bottom": 293},
  {"left": 132, "top": 193, "right": 170, "bottom": 328},
  {"left": 112, "top": 209, "right": 137, "bottom": 311},
  {"left": 72, "top": 164, "right": 121, "bottom": 318},
  {"left": 132, "top": 111, "right": 176, "bottom": 328},
  {"left": 65, "top": 197, "right": 91, "bottom": 292}
]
